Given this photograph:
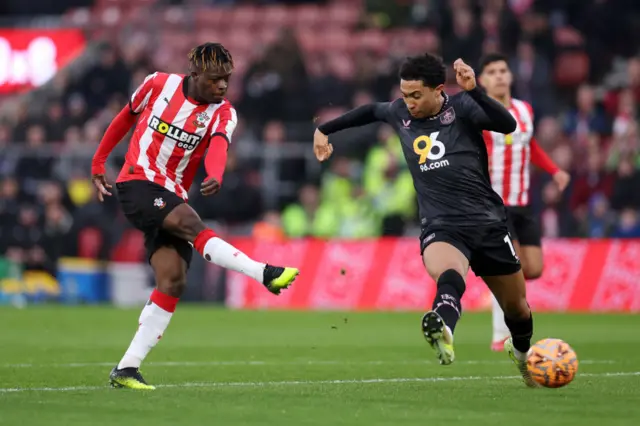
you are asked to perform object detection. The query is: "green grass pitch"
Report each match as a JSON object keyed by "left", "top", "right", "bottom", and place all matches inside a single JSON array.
[{"left": 0, "top": 306, "right": 639, "bottom": 425}]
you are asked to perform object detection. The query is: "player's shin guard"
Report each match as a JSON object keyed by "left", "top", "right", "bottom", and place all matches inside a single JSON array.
[
  {"left": 432, "top": 269, "right": 466, "bottom": 333},
  {"left": 504, "top": 311, "right": 533, "bottom": 355},
  {"left": 194, "top": 229, "right": 265, "bottom": 282},
  {"left": 117, "top": 289, "right": 178, "bottom": 370}
]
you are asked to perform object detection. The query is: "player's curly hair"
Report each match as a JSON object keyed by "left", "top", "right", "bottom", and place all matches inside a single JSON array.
[
  {"left": 188, "top": 42, "right": 234, "bottom": 74},
  {"left": 478, "top": 52, "right": 509, "bottom": 74},
  {"left": 399, "top": 53, "right": 446, "bottom": 88}
]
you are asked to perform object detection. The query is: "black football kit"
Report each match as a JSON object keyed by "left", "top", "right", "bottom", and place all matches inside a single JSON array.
[{"left": 319, "top": 87, "right": 522, "bottom": 276}]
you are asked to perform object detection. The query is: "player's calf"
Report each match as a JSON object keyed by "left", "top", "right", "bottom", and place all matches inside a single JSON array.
[
  {"left": 163, "top": 204, "right": 298, "bottom": 293},
  {"left": 431, "top": 269, "right": 466, "bottom": 334},
  {"left": 503, "top": 297, "right": 533, "bottom": 356},
  {"left": 484, "top": 271, "right": 533, "bottom": 353}
]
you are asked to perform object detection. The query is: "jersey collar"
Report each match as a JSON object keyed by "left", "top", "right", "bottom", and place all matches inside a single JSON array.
[{"left": 426, "top": 92, "right": 450, "bottom": 121}]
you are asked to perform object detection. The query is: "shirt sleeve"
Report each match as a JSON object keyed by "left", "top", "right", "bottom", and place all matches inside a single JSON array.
[
  {"left": 211, "top": 104, "right": 238, "bottom": 143},
  {"left": 459, "top": 87, "right": 517, "bottom": 134},
  {"left": 204, "top": 135, "right": 229, "bottom": 183},
  {"left": 91, "top": 105, "right": 139, "bottom": 175},
  {"left": 129, "top": 72, "right": 157, "bottom": 114},
  {"left": 318, "top": 102, "right": 391, "bottom": 135},
  {"left": 530, "top": 138, "right": 560, "bottom": 175}
]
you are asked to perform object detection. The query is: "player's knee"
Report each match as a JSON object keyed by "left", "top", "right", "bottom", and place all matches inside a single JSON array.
[
  {"left": 174, "top": 214, "right": 206, "bottom": 242},
  {"left": 522, "top": 263, "right": 543, "bottom": 280},
  {"left": 502, "top": 296, "right": 530, "bottom": 321},
  {"left": 437, "top": 269, "right": 466, "bottom": 296},
  {"left": 156, "top": 272, "right": 187, "bottom": 298}
]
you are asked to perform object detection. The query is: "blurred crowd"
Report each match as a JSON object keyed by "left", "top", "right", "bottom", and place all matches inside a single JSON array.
[{"left": 1, "top": 0, "right": 640, "bottom": 269}]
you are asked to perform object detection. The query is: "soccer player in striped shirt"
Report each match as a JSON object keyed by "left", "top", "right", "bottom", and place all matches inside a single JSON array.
[
  {"left": 478, "top": 53, "right": 570, "bottom": 351},
  {"left": 91, "top": 43, "right": 299, "bottom": 390}
]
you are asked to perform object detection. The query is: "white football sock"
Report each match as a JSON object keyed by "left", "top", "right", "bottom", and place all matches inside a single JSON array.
[
  {"left": 202, "top": 237, "right": 265, "bottom": 282},
  {"left": 117, "top": 302, "right": 173, "bottom": 370},
  {"left": 492, "top": 295, "right": 511, "bottom": 342},
  {"left": 512, "top": 347, "right": 527, "bottom": 362}
]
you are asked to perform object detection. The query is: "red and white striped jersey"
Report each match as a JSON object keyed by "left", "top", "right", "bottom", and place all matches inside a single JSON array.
[
  {"left": 116, "top": 72, "right": 237, "bottom": 200},
  {"left": 483, "top": 98, "right": 535, "bottom": 206}
]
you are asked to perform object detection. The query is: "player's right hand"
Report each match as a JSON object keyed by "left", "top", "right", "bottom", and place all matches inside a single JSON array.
[
  {"left": 553, "top": 170, "right": 571, "bottom": 192},
  {"left": 313, "top": 129, "right": 333, "bottom": 162},
  {"left": 91, "top": 174, "right": 112, "bottom": 202}
]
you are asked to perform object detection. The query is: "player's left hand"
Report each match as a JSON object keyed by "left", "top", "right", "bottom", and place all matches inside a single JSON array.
[
  {"left": 201, "top": 178, "right": 221, "bottom": 196},
  {"left": 553, "top": 170, "right": 571, "bottom": 192},
  {"left": 454, "top": 59, "right": 477, "bottom": 91}
]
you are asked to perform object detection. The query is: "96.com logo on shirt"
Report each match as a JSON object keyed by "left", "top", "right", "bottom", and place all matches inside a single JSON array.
[
  {"left": 0, "top": 29, "right": 86, "bottom": 93},
  {"left": 413, "top": 131, "right": 450, "bottom": 172}
]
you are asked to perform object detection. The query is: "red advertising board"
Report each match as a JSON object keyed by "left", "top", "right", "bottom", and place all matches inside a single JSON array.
[
  {"left": 226, "top": 238, "right": 640, "bottom": 312},
  {"left": 0, "top": 29, "right": 86, "bottom": 93}
]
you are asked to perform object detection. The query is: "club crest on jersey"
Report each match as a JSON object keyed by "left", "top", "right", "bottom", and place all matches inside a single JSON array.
[
  {"left": 194, "top": 111, "right": 210, "bottom": 128},
  {"left": 154, "top": 197, "right": 166, "bottom": 209},
  {"left": 149, "top": 116, "right": 201, "bottom": 150},
  {"left": 440, "top": 107, "right": 456, "bottom": 125}
]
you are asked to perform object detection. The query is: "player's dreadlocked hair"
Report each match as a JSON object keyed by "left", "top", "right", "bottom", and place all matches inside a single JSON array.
[
  {"left": 399, "top": 53, "right": 446, "bottom": 88},
  {"left": 188, "top": 42, "right": 234, "bottom": 74},
  {"left": 478, "top": 52, "right": 509, "bottom": 74}
]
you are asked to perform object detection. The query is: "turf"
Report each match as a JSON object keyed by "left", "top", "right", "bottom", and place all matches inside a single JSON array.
[{"left": 0, "top": 307, "right": 638, "bottom": 426}]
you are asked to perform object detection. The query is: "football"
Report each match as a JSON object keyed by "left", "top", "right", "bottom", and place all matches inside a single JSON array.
[{"left": 527, "top": 338, "right": 579, "bottom": 388}]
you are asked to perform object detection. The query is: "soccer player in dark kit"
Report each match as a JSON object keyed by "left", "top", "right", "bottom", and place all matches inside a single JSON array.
[
  {"left": 313, "top": 53, "right": 538, "bottom": 387},
  {"left": 92, "top": 43, "right": 299, "bottom": 390}
]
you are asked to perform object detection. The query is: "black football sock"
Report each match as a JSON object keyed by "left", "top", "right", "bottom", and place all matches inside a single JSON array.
[
  {"left": 431, "top": 269, "right": 466, "bottom": 333},
  {"left": 504, "top": 312, "right": 533, "bottom": 354}
]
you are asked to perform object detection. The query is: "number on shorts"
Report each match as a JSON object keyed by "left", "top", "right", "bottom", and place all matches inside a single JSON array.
[{"left": 504, "top": 234, "right": 516, "bottom": 258}]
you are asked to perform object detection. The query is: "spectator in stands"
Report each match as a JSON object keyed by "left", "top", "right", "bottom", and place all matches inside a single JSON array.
[
  {"left": 610, "top": 208, "right": 640, "bottom": 238},
  {"left": 44, "top": 102, "right": 67, "bottom": 143},
  {"left": 63, "top": 126, "right": 83, "bottom": 146},
  {"left": 65, "top": 93, "right": 89, "bottom": 128},
  {"left": 564, "top": 85, "right": 611, "bottom": 143},
  {"left": 252, "top": 211, "right": 286, "bottom": 242},
  {"left": 76, "top": 44, "right": 131, "bottom": 116},
  {"left": 15, "top": 125, "right": 53, "bottom": 181},
  {"left": 321, "top": 156, "right": 355, "bottom": 206},
  {"left": 262, "top": 120, "right": 305, "bottom": 186},
  {"left": 363, "top": 125, "right": 415, "bottom": 236},
  {"left": 611, "top": 89, "right": 637, "bottom": 138},
  {"left": 42, "top": 202, "right": 73, "bottom": 262},
  {"left": 443, "top": 8, "right": 483, "bottom": 67},
  {"left": 307, "top": 54, "right": 352, "bottom": 112},
  {"left": 338, "top": 184, "right": 381, "bottom": 239},
  {"left": 607, "top": 121, "right": 640, "bottom": 170},
  {"left": 282, "top": 183, "right": 337, "bottom": 238},
  {"left": 585, "top": 193, "right": 615, "bottom": 238},
  {"left": 510, "top": 39, "right": 553, "bottom": 117},
  {"left": 610, "top": 158, "right": 640, "bottom": 211},
  {"left": 192, "top": 150, "right": 263, "bottom": 224},
  {"left": 0, "top": 125, "right": 13, "bottom": 176},
  {"left": 570, "top": 149, "right": 615, "bottom": 229}
]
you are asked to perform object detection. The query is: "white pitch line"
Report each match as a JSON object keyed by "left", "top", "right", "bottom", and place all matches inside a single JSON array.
[
  {"left": 0, "top": 371, "right": 638, "bottom": 394},
  {"left": 0, "top": 359, "right": 615, "bottom": 369}
]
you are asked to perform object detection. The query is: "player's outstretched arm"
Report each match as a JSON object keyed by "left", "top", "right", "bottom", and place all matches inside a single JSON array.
[
  {"left": 91, "top": 106, "right": 138, "bottom": 201},
  {"left": 314, "top": 103, "right": 389, "bottom": 162},
  {"left": 454, "top": 59, "right": 516, "bottom": 134}
]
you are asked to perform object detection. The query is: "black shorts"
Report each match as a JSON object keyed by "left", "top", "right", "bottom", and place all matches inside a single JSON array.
[
  {"left": 116, "top": 180, "right": 193, "bottom": 266},
  {"left": 420, "top": 221, "right": 521, "bottom": 277},
  {"left": 506, "top": 205, "right": 541, "bottom": 247}
]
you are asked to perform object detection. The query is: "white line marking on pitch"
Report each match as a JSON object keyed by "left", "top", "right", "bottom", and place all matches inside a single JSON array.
[
  {"left": 0, "top": 371, "right": 637, "bottom": 393},
  {"left": 0, "top": 359, "right": 615, "bottom": 368}
]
